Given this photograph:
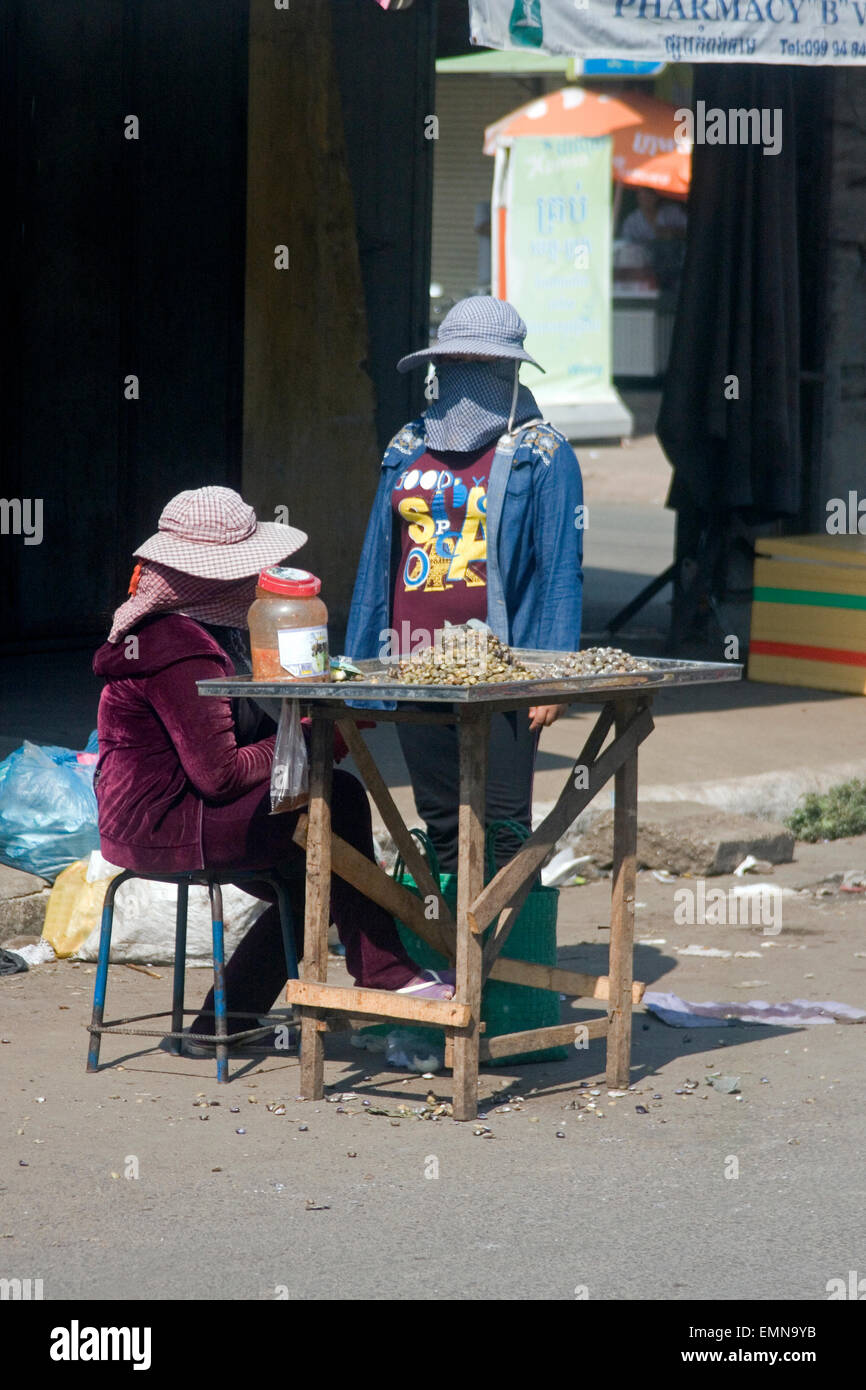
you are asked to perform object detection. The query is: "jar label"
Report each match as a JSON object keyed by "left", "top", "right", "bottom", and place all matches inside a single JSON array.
[{"left": 276, "top": 625, "right": 329, "bottom": 678}]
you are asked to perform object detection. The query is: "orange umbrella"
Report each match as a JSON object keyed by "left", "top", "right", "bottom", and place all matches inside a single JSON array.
[{"left": 484, "top": 87, "right": 690, "bottom": 199}]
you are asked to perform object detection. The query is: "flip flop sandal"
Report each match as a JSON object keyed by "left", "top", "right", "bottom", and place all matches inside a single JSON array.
[{"left": 396, "top": 969, "right": 455, "bottom": 1000}]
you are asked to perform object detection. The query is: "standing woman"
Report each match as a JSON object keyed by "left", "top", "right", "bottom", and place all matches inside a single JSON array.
[{"left": 346, "top": 297, "right": 583, "bottom": 873}]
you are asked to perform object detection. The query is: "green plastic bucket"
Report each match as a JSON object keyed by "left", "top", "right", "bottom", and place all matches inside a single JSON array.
[{"left": 390, "top": 822, "right": 567, "bottom": 1066}]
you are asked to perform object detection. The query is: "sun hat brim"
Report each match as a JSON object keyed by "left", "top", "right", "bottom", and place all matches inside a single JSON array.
[
  {"left": 134, "top": 521, "right": 308, "bottom": 580},
  {"left": 396, "top": 341, "right": 545, "bottom": 374}
]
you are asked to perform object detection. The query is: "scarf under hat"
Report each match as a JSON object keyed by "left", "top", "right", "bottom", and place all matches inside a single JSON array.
[
  {"left": 422, "top": 360, "right": 541, "bottom": 453},
  {"left": 107, "top": 560, "right": 257, "bottom": 644}
]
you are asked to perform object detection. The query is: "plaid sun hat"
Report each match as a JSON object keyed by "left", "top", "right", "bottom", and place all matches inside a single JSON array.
[
  {"left": 396, "top": 296, "right": 544, "bottom": 374},
  {"left": 133, "top": 486, "right": 307, "bottom": 580}
]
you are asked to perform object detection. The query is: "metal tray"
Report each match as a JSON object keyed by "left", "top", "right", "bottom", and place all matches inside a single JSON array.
[{"left": 198, "top": 652, "right": 742, "bottom": 706}]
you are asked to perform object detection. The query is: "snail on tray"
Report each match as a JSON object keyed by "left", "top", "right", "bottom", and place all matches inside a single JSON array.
[{"left": 383, "top": 628, "right": 652, "bottom": 687}]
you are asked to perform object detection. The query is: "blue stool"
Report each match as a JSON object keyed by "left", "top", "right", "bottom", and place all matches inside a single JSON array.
[{"left": 86, "top": 869, "right": 299, "bottom": 1083}]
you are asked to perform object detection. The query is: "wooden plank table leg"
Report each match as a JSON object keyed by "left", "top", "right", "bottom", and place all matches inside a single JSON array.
[
  {"left": 451, "top": 712, "right": 488, "bottom": 1122},
  {"left": 299, "top": 713, "right": 333, "bottom": 1100},
  {"left": 606, "top": 698, "right": 640, "bottom": 1090},
  {"left": 336, "top": 718, "right": 456, "bottom": 940}
]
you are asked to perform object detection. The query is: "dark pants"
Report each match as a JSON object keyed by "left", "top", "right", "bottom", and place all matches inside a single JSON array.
[
  {"left": 397, "top": 712, "right": 538, "bottom": 876},
  {"left": 190, "top": 769, "right": 416, "bottom": 1035}
]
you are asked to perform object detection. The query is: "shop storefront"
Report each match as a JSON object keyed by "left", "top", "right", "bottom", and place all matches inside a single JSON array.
[{"left": 465, "top": 0, "right": 863, "bottom": 645}]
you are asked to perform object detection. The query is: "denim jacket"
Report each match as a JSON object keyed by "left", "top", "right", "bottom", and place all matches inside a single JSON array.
[{"left": 346, "top": 418, "right": 583, "bottom": 663}]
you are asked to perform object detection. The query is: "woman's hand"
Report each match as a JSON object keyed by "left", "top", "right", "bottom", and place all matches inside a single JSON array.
[{"left": 528, "top": 704, "right": 564, "bottom": 732}]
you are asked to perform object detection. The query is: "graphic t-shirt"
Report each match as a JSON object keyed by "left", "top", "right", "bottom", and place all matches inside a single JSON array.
[{"left": 391, "top": 443, "right": 495, "bottom": 655}]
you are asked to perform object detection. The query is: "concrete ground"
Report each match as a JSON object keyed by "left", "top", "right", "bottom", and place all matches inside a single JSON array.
[
  {"left": 2, "top": 834, "right": 864, "bottom": 1301},
  {"left": 2, "top": 396, "right": 865, "bottom": 1301}
]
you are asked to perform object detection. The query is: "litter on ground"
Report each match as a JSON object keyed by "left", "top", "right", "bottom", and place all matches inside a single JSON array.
[{"left": 643, "top": 991, "right": 866, "bottom": 1028}]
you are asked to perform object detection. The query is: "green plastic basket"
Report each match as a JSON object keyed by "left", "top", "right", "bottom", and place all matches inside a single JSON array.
[{"left": 390, "top": 822, "right": 567, "bottom": 1066}]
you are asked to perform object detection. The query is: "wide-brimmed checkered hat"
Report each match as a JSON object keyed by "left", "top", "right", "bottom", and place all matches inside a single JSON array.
[
  {"left": 397, "top": 296, "right": 544, "bottom": 373},
  {"left": 133, "top": 486, "right": 307, "bottom": 580}
]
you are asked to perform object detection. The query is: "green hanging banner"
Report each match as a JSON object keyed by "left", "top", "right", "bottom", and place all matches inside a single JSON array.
[{"left": 493, "top": 134, "right": 627, "bottom": 431}]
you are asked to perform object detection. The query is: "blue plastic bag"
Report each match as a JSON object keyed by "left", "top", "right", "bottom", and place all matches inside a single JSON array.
[{"left": 0, "top": 731, "right": 99, "bottom": 882}]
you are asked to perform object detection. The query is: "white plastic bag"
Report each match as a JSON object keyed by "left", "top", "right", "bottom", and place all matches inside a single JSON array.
[
  {"left": 73, "top": 851, "right": 268, "bottom": 965},
  {"left": 270, "top": 700, "right": 309, "bottom": 813}
]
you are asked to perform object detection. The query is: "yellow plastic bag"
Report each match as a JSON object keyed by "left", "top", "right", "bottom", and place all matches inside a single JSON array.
[{"left": 42, "top": 858, "right": 113, "bottom": 959}]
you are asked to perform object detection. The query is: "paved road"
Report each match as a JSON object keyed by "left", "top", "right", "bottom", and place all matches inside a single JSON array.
[
  {"left": 2, "top": 834, "right": 864, "bottom": 1300},
  {"left": 581, "top": 501, "right": 675, "bottom": 640}
]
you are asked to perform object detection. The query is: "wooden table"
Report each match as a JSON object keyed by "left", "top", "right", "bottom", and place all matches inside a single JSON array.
[{"left": 200, "top": 654, "right": 740, "bottom": 1120}]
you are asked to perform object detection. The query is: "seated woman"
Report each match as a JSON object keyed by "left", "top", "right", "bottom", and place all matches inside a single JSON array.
[{"left": 92, "top": 486, "right": 453, "bottom": 1054}]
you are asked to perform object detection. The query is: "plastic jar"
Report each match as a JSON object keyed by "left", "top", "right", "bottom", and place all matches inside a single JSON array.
[{"left": 247, "top": 567, "right": 329, "bottom": 681}]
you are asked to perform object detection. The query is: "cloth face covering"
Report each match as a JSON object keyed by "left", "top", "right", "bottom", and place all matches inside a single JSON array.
[
  {"left": 422, "top": 360, "right": 540, "bottom": 453},
  {"left": 108, "top": 560, "right": 257, "bottom": 643}
]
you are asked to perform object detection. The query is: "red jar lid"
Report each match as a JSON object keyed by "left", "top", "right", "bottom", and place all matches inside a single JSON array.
[{"left": 257, "top": 565, "right": 321, "bottom": 597}]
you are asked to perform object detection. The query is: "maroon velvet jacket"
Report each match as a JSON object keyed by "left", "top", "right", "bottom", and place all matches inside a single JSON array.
[{"left": 93, "top": 615, "right": 275, "bottom": 873}]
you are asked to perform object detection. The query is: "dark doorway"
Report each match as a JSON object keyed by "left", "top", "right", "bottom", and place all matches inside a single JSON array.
[{"left": 0, "top": 1, "right": 249, "bottom": 646}]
